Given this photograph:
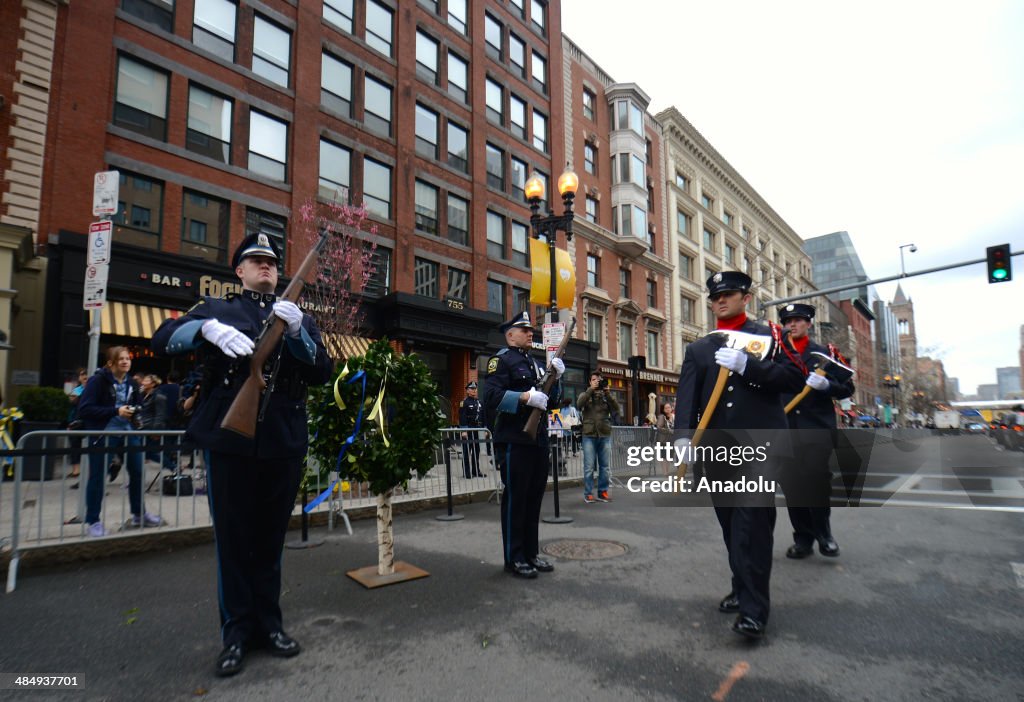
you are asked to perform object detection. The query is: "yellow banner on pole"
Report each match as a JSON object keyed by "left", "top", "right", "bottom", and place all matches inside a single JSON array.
[{"left": 529, "top": 238, "right": 576, "bottom": 308}]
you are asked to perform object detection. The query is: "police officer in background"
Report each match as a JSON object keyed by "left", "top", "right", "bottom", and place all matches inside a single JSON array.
[
  {"left": 459, "top": 381, "right": 485, "bottom": 478},
  {"left": 482, "top": 311, "right": 564, "bottom": 579},
  {"left": 777, "top": 303, "right": 855, "bottom": 559},
  {"left": 673, "top": 272, "right": 803, "bottom": 640},
  {"left": 152, "top": 233, "right": 332, "bottom": 677}
]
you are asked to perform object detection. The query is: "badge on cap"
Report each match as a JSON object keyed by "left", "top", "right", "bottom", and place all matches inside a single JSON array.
[
  {"left": 257, "top": 233, "right": 270, "bottom": 249},
  {"left": 713, "top": 273, "right": 723, "bottom": 284},
  {"left": 786, "top": 304, "right": 795, "bottom": 311}
]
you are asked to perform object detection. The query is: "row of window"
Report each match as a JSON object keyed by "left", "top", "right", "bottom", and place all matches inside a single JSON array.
[
  {"left": 585, "top": 255, "right": 660, "bottom": 309},
  {"left": 484, "top": 13, "right": 547, "bottom": 94},
  {"left": 317, "top": 139, "right": 392, "bottom": 219},
  {"left": 675, "top": 173, "right": 753, "bottom": 239},
  {"left": 485, "top": 78, "right": 549, "bottom": 153},
  {"left": 582, "top": 314, "right": 661, "bottom": 367}
]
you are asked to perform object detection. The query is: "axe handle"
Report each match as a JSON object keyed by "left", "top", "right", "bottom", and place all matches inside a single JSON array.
[
  {"left": 784, "top": 368, "right": 827, "bottom": 414},
  {"left": 675, "top": 366, "right": 731, "bottom": 478}
]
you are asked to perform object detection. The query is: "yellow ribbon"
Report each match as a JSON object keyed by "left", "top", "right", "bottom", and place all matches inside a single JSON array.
[
  {"left": 1, "top": 406, "right": 22, "bottom": 471},
  {"left": 333, "top": 362, "right": 350, "bottom": 410},
  {"left": 366, "top": 366, "right": 390, "bottom": 447}
]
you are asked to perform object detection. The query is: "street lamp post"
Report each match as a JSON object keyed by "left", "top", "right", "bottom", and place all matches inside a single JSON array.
[
  {"left": 899, "top": 243, "right": 917, "bottom": 277},
  {"left": 525, "top": 166, "right": 578, "bottom": 525},
  {"left": 883, "top": 373, "right": 901, "bottom": 424},
  {"left": 525, "top": 167, "right": 578, "bottom": 321}
]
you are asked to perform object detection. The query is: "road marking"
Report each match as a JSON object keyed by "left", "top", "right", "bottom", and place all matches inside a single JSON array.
[
  {"left": 711, "top": 661, "right": 750, "bottom": 701},
  {"left": 1012, "top": 563, "right": 1024, "bottom": 590}
]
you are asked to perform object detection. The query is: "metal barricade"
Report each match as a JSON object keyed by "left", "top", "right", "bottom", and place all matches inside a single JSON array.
[
  {"left": 609, "top": 425, "right": 660, "bottom": 478},
  {"left": 3, "top": 429, "right": 207, "bottom": 593}
]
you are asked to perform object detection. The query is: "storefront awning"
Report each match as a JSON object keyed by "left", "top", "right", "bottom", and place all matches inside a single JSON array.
[
  {"left": 322, "top": 334, "right": 375, "bottom": 359},
  {"left": 101, "top": 302, "right": 181, "bottom": 338}
]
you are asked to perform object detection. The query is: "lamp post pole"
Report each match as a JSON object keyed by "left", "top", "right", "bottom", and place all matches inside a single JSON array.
[
  {"left": 899, "top": 243, "right": 917, "bottom": 277},
  {"left": 525, "top": 167, "right": 577, "bottom": 526}
]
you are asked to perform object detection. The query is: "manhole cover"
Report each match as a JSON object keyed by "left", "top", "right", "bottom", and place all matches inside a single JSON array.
[{"left": 542, "top": 539, "right": 628, "bottom": 560}]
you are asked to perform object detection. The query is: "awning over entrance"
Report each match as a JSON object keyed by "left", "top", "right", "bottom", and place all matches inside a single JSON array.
[
  {"left": 101, "top": 302, "right": 181, "bottom": 338},
  {"left": 322, "top": 334, "right": 375, "bottom": 359}
]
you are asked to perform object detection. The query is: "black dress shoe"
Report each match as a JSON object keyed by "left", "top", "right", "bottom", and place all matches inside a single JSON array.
[
  {"left": 718, "top": 592, "right": 740, "bottom": 613},
  {"left": 731, "top": 615, "right": 766, "bottom": 640},
  {"left": 786, "top": 543, "right": 814, "bottom": 559},
  {"left": 504, "top": 561, "right": 538, "bottom": 579},
  {"left": 215, "top": 643, "right": 245, "bottom": 677},
  {"left": 267, "top": 631, "right": 301, "bottom": 658},
  {"left": 818, "top": 538, "right": 840, "bottom": 557},
  {"left": 528, "top": 557, "right": 554, "bottom": 573}
]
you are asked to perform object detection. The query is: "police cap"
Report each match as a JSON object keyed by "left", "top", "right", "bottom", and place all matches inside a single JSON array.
[
  {"left": 232, "top": 232, "right": 280, "bottom": 269},
  {"left": 499, "top": 310, "right": 535, "bottom": 334},
  {"left": 706, "top": 270, "right": 752, "bottom": 296},
  {"left": 778, "top": 303, "right": 815, "bottom": 322},
  {"left": 466, "top": 381, "right": 478, "bottom": 389}
]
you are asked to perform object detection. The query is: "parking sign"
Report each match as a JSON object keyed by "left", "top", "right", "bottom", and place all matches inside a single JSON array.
[
  {"left": 93, "top": 170, "right": 119, "bottom": 216},
  {"left": 88, "top": 220, "right": 112, "bottom": 265},
  {"left": 83, "top": 263, "right": 109, "bottom": 310}
]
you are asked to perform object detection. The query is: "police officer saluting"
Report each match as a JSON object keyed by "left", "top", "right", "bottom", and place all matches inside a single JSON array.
[
  {"left": 777, "top": 303, "right": 855, "bottom": 559},
  {"left": 673, "top": 272, "right": 803, "bottom": 640},
  {"left": 152, "top": 233, "right": 331, "bottom": 677},
  {"left": 459, "top": 381, "right": 485, "bottom": 478},
  {"left": 482, "top": 311, "right": 564, "bottom": 579}
]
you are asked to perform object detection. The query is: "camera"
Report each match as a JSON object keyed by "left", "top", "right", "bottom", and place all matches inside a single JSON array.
[
  {"left": 125, "top": 404, "right": 144, "bottom": 429},
  {"left": 599, "top": 378, "right": 609, "bottom": 390}
]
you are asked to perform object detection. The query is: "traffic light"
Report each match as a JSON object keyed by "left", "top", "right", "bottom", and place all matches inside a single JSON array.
[{"left": 986, "top": 244, "right": 1012, "bottom": 283}]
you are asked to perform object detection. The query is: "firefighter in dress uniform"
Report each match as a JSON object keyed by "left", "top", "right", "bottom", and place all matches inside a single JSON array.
[
  {"left": 777, "top": 303, "right": 855, "bottom": 559},
  {"left": 482, "top": 312, "right": 564, "bottom": 579},
  {"left": 673, "top": 272, "right": 804, "bottom": 640},
  {"left": 152, "top": 233, "right": 332, "bottom": 677},
  {"left": 459, "top": 381, "right": 485, "bottom": 478}
]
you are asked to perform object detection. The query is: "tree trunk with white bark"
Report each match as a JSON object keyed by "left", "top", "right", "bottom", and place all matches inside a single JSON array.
[{"left": 376, "top": 489, "right": 394, "bottom": 575}]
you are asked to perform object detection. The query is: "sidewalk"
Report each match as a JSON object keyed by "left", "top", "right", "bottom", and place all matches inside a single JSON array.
[{"left": 1, "top": 486, "right": 1022, "bottom": 701}]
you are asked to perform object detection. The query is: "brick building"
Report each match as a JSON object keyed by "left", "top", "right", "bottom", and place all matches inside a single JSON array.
[{"left": 34, "top": 0, "right": 603, "bottom": 417}]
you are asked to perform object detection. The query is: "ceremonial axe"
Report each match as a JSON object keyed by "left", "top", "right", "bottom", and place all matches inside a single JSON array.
[
  {"left": 784, "top": 351, "right": 855, "bottom": 414},
  {"left": 675, "top": 329, "right": 774, "bottom": 478}
]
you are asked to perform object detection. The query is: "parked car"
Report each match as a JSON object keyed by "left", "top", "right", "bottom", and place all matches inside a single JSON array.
[{"left": 965, "top": 423, "right": 987, "bottom": 434}]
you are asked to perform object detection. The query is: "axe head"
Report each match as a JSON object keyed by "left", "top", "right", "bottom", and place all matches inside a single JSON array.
[
  {"left": 809, "top": 351, "right": 854, "bottom": 383},
  {"left": 705, "top": 329, "right": 774, "bottom": 361}
]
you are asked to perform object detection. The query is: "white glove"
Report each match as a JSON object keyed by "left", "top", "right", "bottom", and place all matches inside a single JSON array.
[
  {"left": 272, "top": 300, "right": 303, "bottom": 338},
  {"left": 525, "top": 389, "right": 549, "bottom": 410},
  {"left": 806, "top": 372, "right": 830, "bottom": 392},
  {"left": 201, "top": 319, "right": 254, "bottom": 358},
  {"left": 550, "top": 358, "right": 565, "bottom": 378},
  {"left": 715, "top": 347, "right": 748, "bottom": 375}
]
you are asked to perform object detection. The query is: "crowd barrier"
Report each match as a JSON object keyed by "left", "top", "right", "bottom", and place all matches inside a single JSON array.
[{"left": 2, "top": 424, "right": 659, "bottom": 591}]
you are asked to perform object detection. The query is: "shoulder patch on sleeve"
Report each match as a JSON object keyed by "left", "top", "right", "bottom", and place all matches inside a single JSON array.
[{"left": 487, "top": 356, "right": 500, "bottom": 374}]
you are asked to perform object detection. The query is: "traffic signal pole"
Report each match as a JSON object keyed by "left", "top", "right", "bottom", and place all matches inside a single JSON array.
[{"left": 759, "top": 248, "right": 1022, "bottom": 312}]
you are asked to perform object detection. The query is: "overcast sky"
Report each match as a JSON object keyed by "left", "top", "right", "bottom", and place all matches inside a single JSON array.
[{"left": 561, "top": 0, "right": 1024, "bottom": 394}]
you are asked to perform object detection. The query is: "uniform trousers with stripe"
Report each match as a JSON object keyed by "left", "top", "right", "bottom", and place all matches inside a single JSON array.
[
  {"left": 206, "top": 451, "right": 303, "bottom": 646},
  {"left": 495, "top": 442, "right": 549, "bottom": 566}
]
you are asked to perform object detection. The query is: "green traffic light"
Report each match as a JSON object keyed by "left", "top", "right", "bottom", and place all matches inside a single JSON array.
[{"left": 992, "top": 268, "right": 1008, "bottom": 280}]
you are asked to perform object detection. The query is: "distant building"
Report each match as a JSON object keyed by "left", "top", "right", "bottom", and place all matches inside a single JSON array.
[
  {"left": 977, "top": 384, "right": 1000, "bottom": 402},
  {"left": 946, "top": 377, "right": 961, "bottom": 401},
  {"left": 996, "top": 367, "right": 1022, "bottom": 399}
]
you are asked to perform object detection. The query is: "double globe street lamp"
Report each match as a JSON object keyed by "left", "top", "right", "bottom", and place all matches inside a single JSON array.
[{"left": 524, "top": 166, "right": 579, "bottom": 321}]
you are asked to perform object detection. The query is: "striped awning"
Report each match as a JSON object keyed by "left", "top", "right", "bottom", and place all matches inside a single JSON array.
[
  {"left": 322, "top": 333, "right": 375, "bottom": 359},
  {"left": 100, "top": 302, "right": 182, "bottom": 338}
]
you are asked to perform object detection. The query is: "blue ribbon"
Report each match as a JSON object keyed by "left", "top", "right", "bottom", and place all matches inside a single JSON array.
[{"left": 305, "top": 369, "right": 367, "bottom": 512}]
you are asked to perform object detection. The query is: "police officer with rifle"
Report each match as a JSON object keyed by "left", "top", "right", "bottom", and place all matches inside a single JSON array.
[{"left": 152, "top": 232, "right": 331, "bottom": 677}]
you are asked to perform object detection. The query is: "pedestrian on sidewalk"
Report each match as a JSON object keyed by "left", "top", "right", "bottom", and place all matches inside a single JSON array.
[
  {"left": 152, "top": 232, "right": 331, "bottom": 678},
  {"left": 577, "top": 372, "right": 619, "bottom": 504}
]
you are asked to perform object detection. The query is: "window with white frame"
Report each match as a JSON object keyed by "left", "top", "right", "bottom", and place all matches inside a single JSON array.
[
  {"left": 582, "top": 88, "right": 595, "bottom": 120},
  {"left": 585, "top": 196, "right": 597, "bottom": 222},
  {"left": 584, "top": 143, "right": 596, "bottom": 174},
  {"left": 586, "top": 254, "right": 599, "bottom": 286}
]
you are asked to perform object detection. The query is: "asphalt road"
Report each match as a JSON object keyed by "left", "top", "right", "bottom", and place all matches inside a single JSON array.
[{"left": 1, "top": 466, "right": 1022, "bottom": 702}]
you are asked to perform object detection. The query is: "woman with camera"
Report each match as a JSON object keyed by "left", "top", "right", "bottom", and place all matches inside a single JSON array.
[{"left": 76, "top": 346, "right": 161, "bottom": 537}]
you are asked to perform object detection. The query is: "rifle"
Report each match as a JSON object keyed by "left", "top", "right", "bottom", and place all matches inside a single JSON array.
[
  {"left": 522, "top": 318, "right": 576, "bottom": 439},
  {"left": 220, "top": 228, "right": 331, "bottom": 438}
]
